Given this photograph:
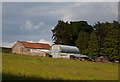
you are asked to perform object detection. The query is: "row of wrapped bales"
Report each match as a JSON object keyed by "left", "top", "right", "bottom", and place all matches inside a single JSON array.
[{"left": 50, "top": 44, "right": 80, "bottom": 59}]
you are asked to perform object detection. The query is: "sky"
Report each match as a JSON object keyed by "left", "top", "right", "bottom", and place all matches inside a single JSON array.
[
  {"left": 1, "top": 0, "right": 120, "bottom": 2},
  {"left": 0, "top": 2, "right": 1, "bottom": 48},
  {"left": 2, "top": 1, "right": 118, "bottom": 47}
]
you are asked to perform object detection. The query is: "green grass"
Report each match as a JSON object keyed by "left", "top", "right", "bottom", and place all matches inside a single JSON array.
[{"left": 2, "top": 53, "right": 118, "bottom": 80}]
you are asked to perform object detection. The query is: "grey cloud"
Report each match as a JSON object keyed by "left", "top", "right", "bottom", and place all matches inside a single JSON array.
[
  {"left": 2, "top": 0, "right": 120, "bottom": 2},
  {"left": 2, "top": 2, "right": 118, "bottom": 45},
  {"left": 49, "top": 2, "right": 118, "bottom": 25}
]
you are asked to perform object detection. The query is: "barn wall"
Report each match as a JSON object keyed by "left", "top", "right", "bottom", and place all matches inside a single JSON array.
[
  {"left": 29, "top": 49, "right": 46, "bottom": 57},
  {"left": 12, "top": 42, "right": 24, "bottom": 54}
]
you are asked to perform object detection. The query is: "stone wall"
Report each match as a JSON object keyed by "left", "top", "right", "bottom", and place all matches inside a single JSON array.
[{"left": 12, "top": 42, "right": 24, "bottom": 54}]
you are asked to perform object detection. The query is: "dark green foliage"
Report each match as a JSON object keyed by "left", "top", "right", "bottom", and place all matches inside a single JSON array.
[
  {"left": 51, "top": 20, "right": 65, "bottom": 44},
  {"left": 52, "top": 20, "right": 93, "bottom": 46},
  {"left": 75, "top": 31, "right": 89, "bottom": 55},
  {"left": 100, "top": 22, "right": 119, "bottom": 61},
  {"left": 87, "top": 32, "right": 99, "bottom": 59},
  {"left": 92, "top": 21, "right": 120, "bottom": 61},
  {"left": 61, "top": 22, "right": 73, "bottom": 45},
  {"left": 51, "top": 20, "right": 73, "bottom": 45},
  {"left": 70, "top": 21, "right": 93, "bottom": 45}
]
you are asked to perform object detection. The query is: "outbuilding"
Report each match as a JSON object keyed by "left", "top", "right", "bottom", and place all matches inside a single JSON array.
[
  {"left": 50, "top": 44, "right": 80, "bottom": 59},
  {"left": 12, "top": 41, "right": 50, "bottom": 57}
]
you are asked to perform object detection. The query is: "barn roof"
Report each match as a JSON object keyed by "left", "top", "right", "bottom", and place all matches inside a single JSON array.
[
  {"left": 59, "top": 45, "right": 80, "bottom": 54},
  {"left": 52, "top": 44, "right": 80, "bottom": 54},
  {"left": 18, "top": 41, "right": 50, "bottom": 50}
]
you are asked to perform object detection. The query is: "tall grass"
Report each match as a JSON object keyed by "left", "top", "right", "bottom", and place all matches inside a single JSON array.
[{"left": 2, "top": 53, "right": 118, "bottom": 80}]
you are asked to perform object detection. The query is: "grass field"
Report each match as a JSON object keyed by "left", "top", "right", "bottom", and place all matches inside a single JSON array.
[{"left": 2, "top": 53, "right": 118, "bottom": 80}]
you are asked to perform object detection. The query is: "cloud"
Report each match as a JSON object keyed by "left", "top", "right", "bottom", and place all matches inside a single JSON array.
[
  {"left": 49, "top": 2, "right": 118, "bottom": 24},
  {"left": 2, "top": 0, "right": 120, "bottom": 2},
  {"left": 23, "top": 39, "right": 52, "bottom": 45},
  {"left": 2, "top": 2, "right": 118, "bottom": 45},
  {"left": 38, "top": 39, "right": 52, "bottom": 45},
  {"left": 22, "top": 39, "right": 52, "bottom": 45},
  {"left": 20, "top": 20, "right": 44, "bottom": 30}
]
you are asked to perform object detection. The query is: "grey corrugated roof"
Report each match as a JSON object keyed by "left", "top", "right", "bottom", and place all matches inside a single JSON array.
[{"left": 58, "top": 44, "right": 80, "bottom": 54}]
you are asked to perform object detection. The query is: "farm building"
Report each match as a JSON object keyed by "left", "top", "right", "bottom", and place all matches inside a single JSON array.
[
  {"left": 1, "top": 47, "right": 12, "bottom": 53},
  {"left": 50, "top": 44, "right": 80, "bottom": 59},
  {"left": 12, "top": 41, "right": 50, "bottom": 57}
]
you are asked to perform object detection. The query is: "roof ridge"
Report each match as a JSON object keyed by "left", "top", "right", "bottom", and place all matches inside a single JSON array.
[
  {"left": 18, "top": 41, "right": 50, "bottom": 50},
  {"left": 18, "top": 41, "right": 49, "bottom": 45}
]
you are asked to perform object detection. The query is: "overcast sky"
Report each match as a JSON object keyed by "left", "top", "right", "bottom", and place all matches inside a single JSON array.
[{"left": 2, "top": 2, "right": 118, "bottom": 47}]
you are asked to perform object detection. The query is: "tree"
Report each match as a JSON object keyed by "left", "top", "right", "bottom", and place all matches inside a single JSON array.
[
  {"left": 70, "top": 21, "right": 93, "bottom": 45},
  {"left": 87, "top": 32, "right": 99, "bottom": 59},
  {"left": 101, "top": 22, "right": 119, "bottom": 61},
  {"left": 51, "top": 20, "right": 66, "bottom": 44},
  {"left": 52, "top": 20, "right": 93, "bottom": 46},
  {"left": 93, "top": 21, "right": 120, "bottom": 61},
  {"left": 60, "top": 22, "right": 73, "bottom": 45},
  {"left": 75, "top": 31, "right": 89, "bottom": 55}
]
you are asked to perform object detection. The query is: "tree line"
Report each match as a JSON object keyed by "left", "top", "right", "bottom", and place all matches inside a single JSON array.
[{"left": 51, "top": 20, "right": 120, "bottom": 61}]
